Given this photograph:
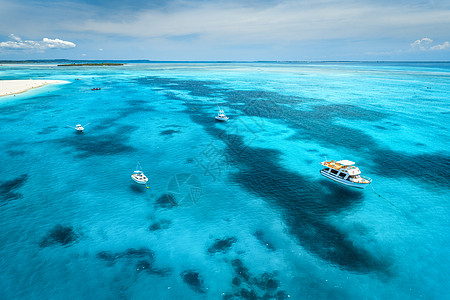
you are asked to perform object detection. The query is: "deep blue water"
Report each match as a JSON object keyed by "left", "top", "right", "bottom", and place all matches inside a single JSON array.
[{"left": 0, "top": 62, "right": 449, "bottom": 299}]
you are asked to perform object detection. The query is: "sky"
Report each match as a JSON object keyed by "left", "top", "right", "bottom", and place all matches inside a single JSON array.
[{"left": 0, "top": 0, "right": 449, "bottom": 61}]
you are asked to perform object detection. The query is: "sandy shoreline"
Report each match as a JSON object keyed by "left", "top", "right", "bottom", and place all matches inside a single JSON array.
[{"left": 0, "top": 80, "right": 70, "bottom": 97}]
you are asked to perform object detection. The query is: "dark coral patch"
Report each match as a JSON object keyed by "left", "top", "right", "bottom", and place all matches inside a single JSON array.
[
  {"left": 96, "top": 247, "right": 155, "bottom": 264},
  {"left": 40, "top": 224, "right": 79, "bottom": 247},
  {"left": 273, "top": 291, "right": 291, "bottom": 299},
  {"left": 231, "top": 259, "right": 251, "bottom": 282},
  {"left": 6, "top": 150, "right": 26, "bottom": 157},
  {"left": 136, "top": 260, "right": 152, "bottom": 272},
  {"left": 0, "top": 174, "right": 28, "bottom": 205},
  {"left": 154, "top": 193, "right": 178, "bottom": 209},
  {"left": 227, "top": 259, "right": 287, "bottom": 299},
  {"left": 238, "top": 288, "right": 258, "bottom": 300},
  {"left": 232, "top": 277, "right": 241, "bottom": 287},
  {"left": 207, "top": 237, "right": 237, "bottom": 254},
  {"left": 147, "top": 266, "right": 172, "bottom": 277},
  {"left": 181, "top": 270, "right": 206, "bottom": 293},
  {"left": 122, "top": 248, "right": 155, "bottom": 261},
  {"left": 160, "top": 129, "right": 180, "bottom": 136},
  {"left": 254, "top": 272, "right": 279, "bottom": 291},
  {"left": 149, "top": 219, "right": 171, "bottom": 231},
  {"left": 96, "top": 251, "right": 114, "bottom": 261}
]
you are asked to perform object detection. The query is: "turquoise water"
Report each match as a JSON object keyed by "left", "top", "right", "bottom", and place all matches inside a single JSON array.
[{"left": 0, "top": 62, "right": 449, "bottom": 299}]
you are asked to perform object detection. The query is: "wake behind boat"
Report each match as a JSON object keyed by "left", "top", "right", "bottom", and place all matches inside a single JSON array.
[{"left": 320, "top": 159, "right": 372, "bottom": 189}]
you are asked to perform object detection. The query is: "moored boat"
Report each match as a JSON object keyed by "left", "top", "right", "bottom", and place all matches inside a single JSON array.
[
  {"left": 131, "top": 163, "right": 148, "bottom": 185},
  {"left": 67, "top": 123, "right": 90, "bottom": 132},
  {"left": 131, "top": 170, "right": 148, "bottom": 185},
  {"left": 320, "top": 159, "right": 372, "bottom": 189},
  {"left": 215, "top": 106, "right": 229, "bottom": 122},
  {"left": 75, "top": 124, "right": 84, "bottom": 132}
]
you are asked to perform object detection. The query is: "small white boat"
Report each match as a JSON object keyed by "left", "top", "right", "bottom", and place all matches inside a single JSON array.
[
  {"left": 320, "top": 159, "right": 372, "bottom": 189},
  {"left": 75, "top": 124, "right": 84, "bottom": 132},
  {"left": 215, "top": 106, "right": 229, "bottom": 122},
  {"left": 67, "top": 123, "right": 90, "bottom": 132},
  {"left": 131, "top": 164, "right": 148, "bottom": 185}
]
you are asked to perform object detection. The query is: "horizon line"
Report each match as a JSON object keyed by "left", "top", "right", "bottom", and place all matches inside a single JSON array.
[{"left": 1, "top": 59, "right": 450, "bottom": 63}]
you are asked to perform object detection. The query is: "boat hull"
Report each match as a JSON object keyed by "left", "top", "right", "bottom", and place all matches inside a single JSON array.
[
  {"left": 131, "top": 175, "right": 148, "bottom": 185},
  {"left": 215, "top": 116, "right": 228, "bottom": 122},
  {"left": 320, "top": 170, "right": 370, "bottom": 189}
]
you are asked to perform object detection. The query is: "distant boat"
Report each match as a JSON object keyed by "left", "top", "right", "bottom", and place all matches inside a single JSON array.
[
  {"left": 131, "top": 163, "right": 148, "bottom": 185},
  {"left": 215, "top": 106, "right": 229, "bottom": 122},
  {"left": 67, "top": 123, "right": 90, "bottom": 133},
  {"left": 75, "top": 124, "right": 84, "bottom": 132},
  {"left": 91, "top": 87, "right": 101, "bottom": 91},
  {"left": 320, "top": 159, "right": 372, "bottom": 189}
]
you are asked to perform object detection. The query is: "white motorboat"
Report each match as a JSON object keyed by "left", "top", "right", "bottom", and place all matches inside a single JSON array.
[
  {"left": 215, "top": 106, "right": 229, "bottom": 122},
  {"left": 320, "top": 159, "right": 372, "bottom": 189},
  {"left": 67, "top": 123, "right": 90, "bottom": 132},
  {"left": 131, "top": 164, "right": 148, "bottom": 185},
  {"left": 75, "top": 124, "right": 84, "bottom": 132}
]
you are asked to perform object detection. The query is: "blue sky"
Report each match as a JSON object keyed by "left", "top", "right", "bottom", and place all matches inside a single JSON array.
[{"left": 0, "top": 0, "right": 449, "bottom": 61}]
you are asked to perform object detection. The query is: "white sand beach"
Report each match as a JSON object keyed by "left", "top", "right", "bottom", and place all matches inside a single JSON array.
[{"left": 0, "top": 80, "right": 69, "bottom": 97}]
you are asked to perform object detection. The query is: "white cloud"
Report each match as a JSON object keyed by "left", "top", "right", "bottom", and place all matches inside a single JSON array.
[
  {"left": 411, "top": 37, "right": 450, "bottom": 51},
  {"left": 0, "top": 34, "right": 76, "bottom": 51},
  {"left": 72, "top": 1, "right": 450, "bottom": 45},
  {"left": 430, "top": 41, "right": 450, "bottom": 50},
  {"left": 10, "top": 34, "right": 22, "bottom": 42},
  {"left": 411, "top": 38, "right": 433, "bottom": 50},
  {"left": 1, "top": 0, "right": 450, "bottom": 59}
]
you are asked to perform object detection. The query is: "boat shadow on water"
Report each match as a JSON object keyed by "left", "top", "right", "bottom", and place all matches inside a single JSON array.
[
  {"left": 129, "top": 184, "right": 147, "bottom": 194},
  {"left": 319, "top": 179, "right": 365, "bottom": 201}
]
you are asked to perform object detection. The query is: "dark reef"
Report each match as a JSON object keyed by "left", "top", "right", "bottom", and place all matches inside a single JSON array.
[
  {"left": 160, "top": 129, "right": 180, "bottom": 136},
  {"left": 40, "top": 224, "right": 79, "bottom": 247},
  {"left": 96, "top": 247, "right": 155, "bottom": 264},
  {"left": 154, "top": 193, "right": 178, "bottom": 209},
  {"left": 181, "top": 270, "right": 206, "bottom": 293},
  {"left": 0, "top": 174, "right": 28, "bottom": 205},
  {"left": 149, "top": 219, "right": 171, "bottom": 231},
  {"left": 207, "top": 237, "right": 238, "bottom": 254}
]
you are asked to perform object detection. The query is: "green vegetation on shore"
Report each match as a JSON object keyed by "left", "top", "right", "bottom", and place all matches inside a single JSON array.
[{"left": 57, "top": 63, "right": 124, "bottom": 66}]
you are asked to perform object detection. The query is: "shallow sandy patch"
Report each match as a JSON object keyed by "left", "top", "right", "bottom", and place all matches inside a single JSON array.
[{"left": 0, "top": 80, "right": 69, "bottom": 97}]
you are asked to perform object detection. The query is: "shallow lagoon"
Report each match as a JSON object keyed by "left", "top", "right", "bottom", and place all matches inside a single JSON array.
[{"left": 0, "top": 62, "right": 449, "bottom": 299}]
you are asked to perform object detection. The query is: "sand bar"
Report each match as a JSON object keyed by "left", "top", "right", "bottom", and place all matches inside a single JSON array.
[{"left": 0, "top": 80, "right": 69, "bottom": 97}]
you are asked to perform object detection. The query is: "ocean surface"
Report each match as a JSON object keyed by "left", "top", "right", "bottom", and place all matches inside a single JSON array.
[{"left": 0, "top": 62, "right": 449, "bottom": 299}]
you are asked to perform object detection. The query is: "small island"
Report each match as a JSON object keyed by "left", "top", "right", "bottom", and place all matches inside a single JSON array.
[{"left": 57, "top": 63, "right": 124, "bottom": 66}]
